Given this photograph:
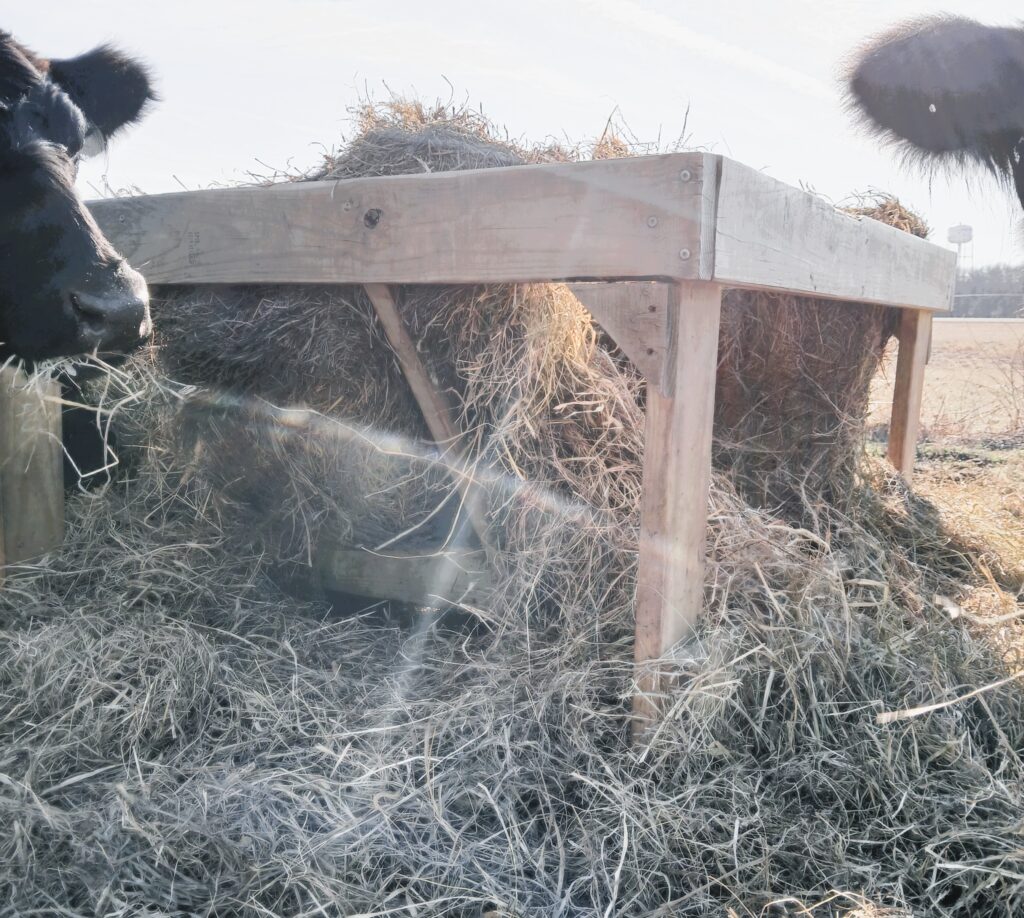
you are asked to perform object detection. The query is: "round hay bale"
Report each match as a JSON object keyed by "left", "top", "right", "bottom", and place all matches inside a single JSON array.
[
  {"left": 715, "top": 290, "right": 899, "bottom": 512},
  {"left": 145, "top": 114, "right": 643, "bottom": 579}
]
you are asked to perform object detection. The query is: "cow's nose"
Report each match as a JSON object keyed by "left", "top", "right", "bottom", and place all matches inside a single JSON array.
[{"left": 69, "top": 263, "right": 151, "bottom": 351}]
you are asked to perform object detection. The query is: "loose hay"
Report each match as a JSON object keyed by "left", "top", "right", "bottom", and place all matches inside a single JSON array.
[
  {"left": 2, "top": 103, "right": 1023, "bottom": 917},
  {"left": 843, "top": 190, "right": 932, "bottom": 240}
]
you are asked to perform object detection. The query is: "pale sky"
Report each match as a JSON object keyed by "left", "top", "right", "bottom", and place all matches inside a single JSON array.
[{"left": 10, "top": 0, "right": 1024, "bottom": 266}]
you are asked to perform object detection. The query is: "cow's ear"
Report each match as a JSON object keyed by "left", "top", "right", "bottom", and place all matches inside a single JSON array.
[
  {"left": 847, "top": 17, "right": 1024, "bottom": 161},
  {"left": 47, "top": 44, "right": 154, "bottom": 139}
]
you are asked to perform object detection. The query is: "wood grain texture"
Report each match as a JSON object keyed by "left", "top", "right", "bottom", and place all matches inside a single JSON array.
[
  {"left": 568, "top": 282, "right": 670, "bottom": 384},
  {"left": 364, "top": 284, "right": 493, "bottom": 552},
  {"left": 317, "top": 546, "right": 491, "bottom": 608},
  {"left": 632, "top": 282, "right": 722, "bottom": 732},
  {"left": 0, "top": 368, "right": 64, "bottom": 569},
  {"left": 89, "top": 152, "right": 956, "bottom": 314},
  {"left": 89, "top": 154, "right": 712, "bottom": 286},
  {"left": 887, "top": 309, "right": 933, "bottom": 482},
  {"left": 713, "top": 158, "right": 957, "bottom": 312}
]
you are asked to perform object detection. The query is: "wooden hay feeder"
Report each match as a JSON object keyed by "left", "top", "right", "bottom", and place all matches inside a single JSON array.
[{"left": 1, "top": 153, "right": 956, "bottom": 735}]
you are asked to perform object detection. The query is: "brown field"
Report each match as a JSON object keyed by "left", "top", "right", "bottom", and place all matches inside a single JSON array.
[{"left": 870, "top": 317, "right": 1024, "bottom": 441}]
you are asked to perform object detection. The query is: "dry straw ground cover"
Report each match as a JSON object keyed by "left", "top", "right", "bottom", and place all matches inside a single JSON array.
[{"left": 1, "top": 104, "right": 1022, "bottom": 917}]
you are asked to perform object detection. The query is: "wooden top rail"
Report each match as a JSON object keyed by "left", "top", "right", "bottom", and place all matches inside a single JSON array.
[
  {"left": 89, "top": 153, "right": 716, "bottom": 288},
  {"left": 89, "top": 152, "right": 956, "bottom": 313},
  {"left": 713, "top": 159, "right": 954, "bottom": 311}
]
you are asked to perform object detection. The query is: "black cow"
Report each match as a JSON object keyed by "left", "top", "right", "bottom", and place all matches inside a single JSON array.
[
  {"left": 2, "top": 32, "right": 155, "bottom": 489},
  {"left": 1, "top": 31, "right": 153, "bottom": 360},
  {"left": 848, "top": 16, "right": 1024, "bottom": 209}
]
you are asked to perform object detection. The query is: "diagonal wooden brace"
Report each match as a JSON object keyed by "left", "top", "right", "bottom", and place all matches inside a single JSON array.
[{"left": 363, "top": 283, "right": 494, "bottom": 555}]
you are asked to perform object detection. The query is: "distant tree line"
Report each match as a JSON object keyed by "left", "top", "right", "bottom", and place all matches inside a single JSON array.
[{"left": 952, "top": 263, "right": 1024, "bottom": 317}]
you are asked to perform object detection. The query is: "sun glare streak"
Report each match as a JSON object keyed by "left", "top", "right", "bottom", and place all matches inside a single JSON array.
[{"left": 183, "top": 387, "right": 602, "bottom": 534}]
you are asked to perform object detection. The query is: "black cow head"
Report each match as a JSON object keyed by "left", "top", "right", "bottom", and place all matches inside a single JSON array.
[
  {"left": 0, "top": 32, "right": 154, "bottom": 360},
  {"left": 847, "top": 16, "right": 1024, "bottom": 209}
]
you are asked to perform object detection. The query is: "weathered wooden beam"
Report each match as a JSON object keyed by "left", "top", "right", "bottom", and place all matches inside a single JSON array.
[
  {"left": 713, "top": 158, "right": 956, "bottom": 312},
  {"left": 89, "top": 154, "right": 713, "bottom": 287},
  {"left": 364, "top": 284, "right": 493, "bottom": 552},
  {"left": 89, "top": 154, "right": 956, "bottom": 315},
  {"left": 568, "top": 282, "right": 671, "bottom": 384},
  {"left": 887, "top": 308, "right": 933, "bottom": 482},
  {"left": 0, "top": 368, "right": 64, "bottom": 569},
  {"left": 632, "top": 281, "right": 722, "bottom": 734},
  {"left": 317, "top": 546, "right": 491, "bottom": 608}
]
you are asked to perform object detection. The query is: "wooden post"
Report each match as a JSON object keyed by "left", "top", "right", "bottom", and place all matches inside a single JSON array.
[
  {"left": 363, "top": 284, "right": 493, "bottom": 554},
  {"left": 887, "top": 308, "right": 933, "bottom": 483},
  {"left": 0, "top": 367, "right": 64, "bottom": 571},
  {"left": 632, "top": 282, "right": 722, "bottom": 733}
]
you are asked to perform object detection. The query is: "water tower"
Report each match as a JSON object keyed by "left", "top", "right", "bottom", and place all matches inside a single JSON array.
[{"left": 947, "top": 223, "right": 973, "bottom": 271}]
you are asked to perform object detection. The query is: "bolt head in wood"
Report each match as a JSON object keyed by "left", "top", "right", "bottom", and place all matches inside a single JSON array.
[
  {"left": 679, "top": 169, "right": 692, "bottom": 181},
  {"left": 679, "top": 248, "right": 691, "bottom": 260},
  {"left": 647, "top": 216, "right": 659, "bottom": 228}
]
